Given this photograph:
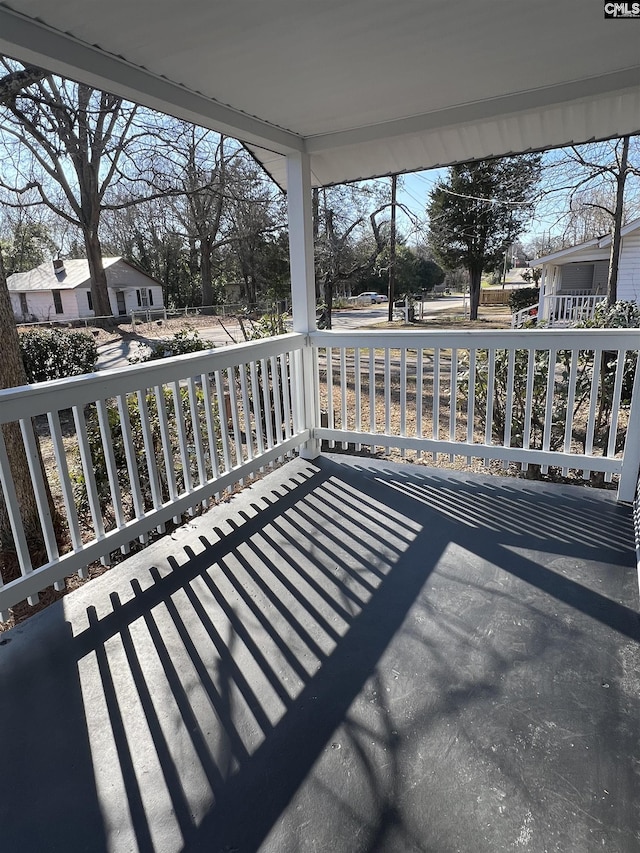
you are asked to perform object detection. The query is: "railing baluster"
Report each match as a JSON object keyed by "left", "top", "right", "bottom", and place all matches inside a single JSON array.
[
  {"left": 354, "top": 347, "right": 361, "bottom": 452},
  {"left": 116, "top": 392, "right": 147, "bottom": 537},
  {"left": 326, "top": 346, "right": 334, "bottom": 448},
  {"left": 154, "top": 385, "right": 179, "bottom": 511},
  {"left": 340, "top": 346, "right": 348, "bottom": 449},
  {"left": 0, "top": 428, "right": 36, "bottom": 609},
  {"left": 260, "top": 357, "right": 274, "bottom": 452},
  {"left": 449, "top": 347, "right": 458, "bottom": 461},
  {"left": 279, "top": 353, "right": 293, "bottom": 443},
  {"left": 466, "top": 348, "right": 476, "bottom": 464},
  {"left": 270, "top": 355, "right": 284, "bottom": 457},
  {"left": 583, "top": 348, "right": 601, "bottom": 479},
  {"left": 541, "top": 349, "right": 557, "bottom": 474},
  {"left": 170, "top": 381, "right": 194, "bottom": 500},
  {"left": 238, "top": 364, "right": 254, "bottom": 464},
  {"left": 605, "top": 349, "right": 626, "bottom": 482},
  {"left": 214, "top": 368, "right": 233, "bottom": 474},
  {"left": 94, "top": 400, "right": 126, "bottom": 538},
  {"left": 416, "top": 347, "right": 424, "bottom": 458},
  {"left": 227, "top": 366, "right": 244, "bottom": 471},
  {"left": 503, "top": 348, "right": 516, "bottom": 468},
  {"left": 484, "top": 348, "right": 495, "bottom": 466},
  {"left": 136, "top": 389, "right": 165, "bottom": 526},
  {"left": 250, "top": 360, "right": 265, "bottom": 457},
  {"left": 433, "top": 347, "right": 440, "bottom": 462},
  {"left": 384, "top": 347, "right": 391, "bottom": 454},
  {"left": 187, "top": 376, "right": 208, "bottom": 501},
  {"left": 200, "top": 372, "right": 221, "bottom": 491},
  {"left": 72, "top": 404, "right": 106, "bottom": 569},
  {"left": 400, "top": 347, "right": 407, "bottom": 458},
  {"left": 369, "top": 346, "right": 376, "bottom": 451},
  {"left": 521, "top": 348, "right": 536, "bottom": 473},
  {"left": 48, "top": 410, "right": 83, "bottom": 562},
  {"left": 19, "top": 418, "right": 59, "bottom": 565},
  {"left": 562, "top": 349, "right": 579, "bottom": 476}
]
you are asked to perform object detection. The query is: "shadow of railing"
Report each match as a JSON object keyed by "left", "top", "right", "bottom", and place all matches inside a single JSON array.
[{"left": 1, "top": 456, "right": 638, "bottom": 852}]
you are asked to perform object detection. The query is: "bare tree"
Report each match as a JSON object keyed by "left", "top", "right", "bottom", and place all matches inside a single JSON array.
[
  {"left": 538, "top": 136, "right": 640, "bottom": 303},
  {"left": 314, "top": 183, "right": 391, "bottom": 326},
  {"left": 0, "top": 64, "right": 59, "bottom": 581},
  {"left": 0, "top": 58, "right": 143, "bottom": 317}
]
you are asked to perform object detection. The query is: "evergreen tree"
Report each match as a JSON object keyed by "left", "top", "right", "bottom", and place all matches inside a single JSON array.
[{"left": 428, "top": 155, "right": 541, "bottom": 319}]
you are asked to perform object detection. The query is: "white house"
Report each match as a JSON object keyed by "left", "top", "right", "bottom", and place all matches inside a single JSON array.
[
  {"left": 531, "top": 218, "right": 640, "bottom": 325},
  {"left": 7, "top": 257, "right": 164, "bottom": 322}
]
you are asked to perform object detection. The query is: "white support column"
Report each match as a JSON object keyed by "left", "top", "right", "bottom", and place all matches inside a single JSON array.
[
  {"left": 537, "top": 266, "right": 547, "bottom": 320},
  {"left": 287, "top": 151, "right": 320, "bottom": 459}
]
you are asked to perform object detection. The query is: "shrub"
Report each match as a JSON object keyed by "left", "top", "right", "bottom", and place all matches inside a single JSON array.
[
  {"left": 508, "top": 287, "right": 539, "bottom": 314},
  {"left": 128, "top": 328, "right": 210, "bottom": 363},
  {"left": 71, "top": 385, "right": 218, "bottom": 520},
  {"left": 19, "top": 328, "right": 98, "bottom": 383},
  {"left": 462, "top": 302, "right": 640, "bottom": 461}
]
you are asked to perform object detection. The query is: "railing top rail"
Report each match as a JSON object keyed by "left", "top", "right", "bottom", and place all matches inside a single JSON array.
[
  {"left": 0, "top": 332, "right": 304, "bottom": 423},
  {"left": 310, "top": 328, "right": 640, "bottom": 349}
]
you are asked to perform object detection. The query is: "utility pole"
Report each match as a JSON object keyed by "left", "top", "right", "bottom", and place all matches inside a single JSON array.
[{"left": 387, "top": 173, "right": 397, "bottom": 322}]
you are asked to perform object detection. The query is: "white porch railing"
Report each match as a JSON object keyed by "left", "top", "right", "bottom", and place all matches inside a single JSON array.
[
  {"left": 311, "top": 327, "right": 640, "bottom": 499},
  {"left": 3, "top": 327, "right": 640, "bottom": 618},
  {"left": 544, "top": 294, "right": 607, "bottom": 326},
  {"left": 511, "top": 303, "right": 539, "bottom": 328},
  {"left": 0, "top": 333, "right": 307, "bottom": 618}
]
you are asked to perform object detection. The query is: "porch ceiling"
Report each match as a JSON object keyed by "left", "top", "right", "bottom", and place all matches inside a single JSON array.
[
  {"left": 1, "top": 1, "right": 639, "bottom": 187},
  {"left": 0, "top": 455, "right": 638, "bottom": 852}
]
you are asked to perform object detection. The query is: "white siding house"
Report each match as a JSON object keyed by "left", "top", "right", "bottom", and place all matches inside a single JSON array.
[
  {"left": 532, "top": 218, "right": 640, "bottom": 324},
  {"left": 7, "top": 257, "right": 164, "bottom": 323}
]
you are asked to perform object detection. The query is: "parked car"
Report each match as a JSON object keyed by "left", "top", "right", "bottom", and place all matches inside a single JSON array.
[{"left": 357, "top": 291, "right": 387, "bottom": 304}]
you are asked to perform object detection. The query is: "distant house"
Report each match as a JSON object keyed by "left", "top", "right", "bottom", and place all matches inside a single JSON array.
[
  {"left": 531, "top": 218, "right": 640, "bottom": 324},
  {"left": 7, "top": 257, "right": 164, "bottom": 322}
]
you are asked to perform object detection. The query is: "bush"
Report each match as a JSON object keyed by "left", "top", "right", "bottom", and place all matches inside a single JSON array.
[
  {"left": 508, "top": 287, "right": 539, "bottom": 314},
  {"left": 19, "top": 328, "right": 98, "bottom": 383},
  {"left": 463, "top": 303, "right": 640, "bottom": 461},
  {"left": 128, "top": 328, "right": 210, "bottom": 363},
  {"left": 72, "top": 386, "right": 218, "bottom": 519}
]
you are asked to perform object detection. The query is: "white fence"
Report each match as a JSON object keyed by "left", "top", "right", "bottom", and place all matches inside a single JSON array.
[
  {"left": 311, "top": 328, "right": 640, "bottom": 500},
  {"left": 3, "top": 327, "right": 640, "bottom": 618},
  {"left": 0, "top": 333, "right": 306, "bottom": 618}
]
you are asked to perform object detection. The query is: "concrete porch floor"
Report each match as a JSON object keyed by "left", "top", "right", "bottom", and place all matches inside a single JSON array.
[{"left": 0, "top": 455, "right": 638, "bottom": 853}]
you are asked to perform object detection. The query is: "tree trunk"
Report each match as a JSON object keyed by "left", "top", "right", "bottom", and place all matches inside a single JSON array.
[
  {"left": 200, "top": 237, "right": 214, "bottom": 308},
  {"left": 469, "top": 266, "right": 482, "bottom": 320},
  {"left": 324, "top": 275, "right": 333, "bottom": 329},
  {"left": 606, "top": 134, "right": 630, "bottom": 306},
  {"left": 0, "top": 248, "right": 57, "bottom": 563},
  {"left": 84, "top": 228, "right": 113, "bottom": 318}
]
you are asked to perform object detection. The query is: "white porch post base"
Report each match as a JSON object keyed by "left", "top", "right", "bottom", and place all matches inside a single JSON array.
[{"left": 287, "top": 151, "right": 320, "bottom": 459}]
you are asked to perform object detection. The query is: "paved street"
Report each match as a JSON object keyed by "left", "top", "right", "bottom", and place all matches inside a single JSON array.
[{"left": 96, "top": 298, "right": 466, "bottom": 370}]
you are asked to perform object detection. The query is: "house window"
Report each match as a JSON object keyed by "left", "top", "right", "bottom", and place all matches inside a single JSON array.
[
  {"left": 19, "top": 293, "right": 28, "bottom": 315},
  {"left": 149, "top": 288, "right": 154, "bottom": 306},
  {"left": 137, "top": 288, "right": 149, "bottom": 308},
  {"left": 52, "top": 291, "right": 63, "bottom": 314},
  {"left": 87, "top": 291, "right": 93, "bottom": 311}
]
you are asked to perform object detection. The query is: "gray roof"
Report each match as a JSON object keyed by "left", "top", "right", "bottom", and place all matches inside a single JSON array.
[{"left": 8, "top": 257, "right": 123, "bottom": 291}]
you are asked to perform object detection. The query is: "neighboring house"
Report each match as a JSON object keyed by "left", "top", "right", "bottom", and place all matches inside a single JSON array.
[
  {"left": 531, "top": 218, "right": 640, "bottom": 325},
  {"left": 7, "top": 257, "right": 164, "bottom": 322}
]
